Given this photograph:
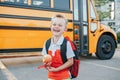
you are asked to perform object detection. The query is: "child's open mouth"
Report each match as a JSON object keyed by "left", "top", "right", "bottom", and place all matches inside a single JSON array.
[{"left": 53, "top": 28, "right": 60, "bottom": 32}]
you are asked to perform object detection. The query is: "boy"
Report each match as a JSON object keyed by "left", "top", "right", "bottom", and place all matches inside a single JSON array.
[{"left": 42, "top": 14, "right": 75, "bottom": 80}]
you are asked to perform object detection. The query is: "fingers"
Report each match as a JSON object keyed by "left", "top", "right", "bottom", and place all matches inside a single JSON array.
[
  {"left": 44, "top": 62, "right": 51, "bottom": 66},
  {"left": 47, "top": 67, "right": 58, "bottom": 72}
]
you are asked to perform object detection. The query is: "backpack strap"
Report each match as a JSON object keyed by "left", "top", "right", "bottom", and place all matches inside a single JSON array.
[
  {"left": 45, "top": 38, "right": 51, "bottom": 54},
  {"left": 60, "top": 38, "right": 67, "bottom": 63},
  {"left": 45, "top": 38, "right": 68, "bottom": 63}
]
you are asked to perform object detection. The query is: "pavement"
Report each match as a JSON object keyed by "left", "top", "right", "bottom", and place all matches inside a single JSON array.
[
  {"left": 0, "top": 52, "right": 41, "bottom": 58},
  {"left": 0, "top": 49, "right": 120, "bottom": 80},
  {"left": 0, "top": 47, "right": 120, "bottom": 67},
  {"left": 0, "top": 52, "right": 43, "bottom": 80},
  {"left": 0, "top": 52, "right": 43, "bottom": 68},
  {"left": 0, "top": 56, "right": 43, "bottom": 66}
]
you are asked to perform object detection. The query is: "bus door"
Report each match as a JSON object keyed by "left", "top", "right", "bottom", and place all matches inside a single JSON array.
[
  {"left": 73, "top": 0, "right": 89, "bottom": 55},
  {"left": 88, "top": 0, "right": 99, "bottom": 53}
]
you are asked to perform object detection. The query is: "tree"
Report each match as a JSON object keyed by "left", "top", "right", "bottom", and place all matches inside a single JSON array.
[
  {"left": 94, "top": 0, "right": 113, "bottom": 21},
  {"left": 97, "top": 10, "right": 110, "bottom": 21},
  {"left": 94, "top": 0, "right": 109, "bottom": 6}
]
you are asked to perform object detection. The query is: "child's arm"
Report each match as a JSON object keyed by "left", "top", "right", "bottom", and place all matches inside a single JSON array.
[{"left": 47, "top": 57, "right": 73, "bottom": 72}]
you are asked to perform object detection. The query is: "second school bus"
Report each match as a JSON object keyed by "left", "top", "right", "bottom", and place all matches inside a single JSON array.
[{"left": 0, "top": 0, "right": 117, "bottom": 59}]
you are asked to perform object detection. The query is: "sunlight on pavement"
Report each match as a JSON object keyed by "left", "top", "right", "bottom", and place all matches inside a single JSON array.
[
  {"left": 0, "top": 61, "right": 17, "bottom": 80},
  {"left": 0, "top": 61, "right": 6, "bottom": 69}
]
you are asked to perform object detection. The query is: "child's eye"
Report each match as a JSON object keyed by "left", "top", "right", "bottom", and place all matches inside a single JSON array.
[
  {"left": 53, "top": 24, "right": 56, "bottom": 26},
  {"left": 59, "top": 24, "right": 62, "bottom": 27}
]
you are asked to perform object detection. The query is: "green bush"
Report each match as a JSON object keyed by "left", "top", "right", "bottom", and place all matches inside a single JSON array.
[{"left": 117, "top": 32, "right": 120, "bottom": 43}]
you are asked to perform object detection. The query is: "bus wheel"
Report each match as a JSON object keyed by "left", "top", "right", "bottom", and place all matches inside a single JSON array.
[{"left": 96, "top": 35, "right": 115, "bottom": 60}]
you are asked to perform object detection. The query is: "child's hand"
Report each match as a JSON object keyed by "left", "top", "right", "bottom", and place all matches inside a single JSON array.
[
  {"left": 44, "top": 62, "right": 51, "bottom": 66},
  {"left": 47, "top": 67, "right": 58, "bottom": 72},
  {"left": 44, "top": 62, "right": 51, "bottom": 70},
  {"left": 37, "top": 62, "right": 51, "bottom": 69}
]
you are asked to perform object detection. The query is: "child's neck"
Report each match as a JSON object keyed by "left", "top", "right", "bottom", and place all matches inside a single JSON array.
[{"left": 53, "top": 35, "right": 61, "bottom": 44}]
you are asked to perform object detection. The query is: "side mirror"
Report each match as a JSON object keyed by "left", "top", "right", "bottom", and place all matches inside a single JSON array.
[{"left": 90, "top": 23, "right": 98, "bottom": 33}]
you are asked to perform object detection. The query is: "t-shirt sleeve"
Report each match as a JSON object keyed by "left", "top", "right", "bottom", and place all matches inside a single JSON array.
[
  {"left": 66, "top": 41, "right": 75, "bottom": 59},
  {"left": 41, "top": 41, "right": 47, "bottom": 55}
]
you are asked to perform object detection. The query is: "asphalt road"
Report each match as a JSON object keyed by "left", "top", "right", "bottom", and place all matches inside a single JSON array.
[{"left": 0, "top": 49, "right": 120, "bottom": 80}]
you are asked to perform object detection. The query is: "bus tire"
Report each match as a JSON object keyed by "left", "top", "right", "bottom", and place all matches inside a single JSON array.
[{"left": 96, "top": 35, "right": 115, "bottom": 60}]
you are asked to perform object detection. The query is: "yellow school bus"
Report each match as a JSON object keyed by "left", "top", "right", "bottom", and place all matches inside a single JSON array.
[{"left": 0, "top": 0, "right": 117, "bottom": 59}]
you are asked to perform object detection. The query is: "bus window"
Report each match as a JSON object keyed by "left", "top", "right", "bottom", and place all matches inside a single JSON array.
[
  {"left": 54, "top": 0, "right": 70, "bottom": 10},
  {"left": 83, "top": 0, "right": 87, "bottom": 21},
  {"left": 90, "top": 2, "right": 96, "bottom": 19},
  {"left": 90, "top": 1, "right": 98, "bottom": 33},
  {"left": 4, "top": 0, "right": 16, "bottom": 3},
  {"left": 82, "top": 0, "right": 88, "bottom": 50},
  {"left": 17, "top": 0, "right": 27, "bottom": 4},
  {"left": 73, "top": 0, "right": 79, "bottom": 20},
  {"left": 4, "top": 0, "right": 28, "bottom": 5},
  {"left": 31, "top": 0, "right": 50, "bottom": 7}
]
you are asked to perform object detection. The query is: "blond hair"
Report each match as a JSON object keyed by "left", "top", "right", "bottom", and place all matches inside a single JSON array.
[{"left": 51, "top": 14, "right": 68, "bottom": 26}]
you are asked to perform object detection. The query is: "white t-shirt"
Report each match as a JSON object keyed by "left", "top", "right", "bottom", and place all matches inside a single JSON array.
[{"left": 41, "top": 36, "right": 75, "bottom": 59}]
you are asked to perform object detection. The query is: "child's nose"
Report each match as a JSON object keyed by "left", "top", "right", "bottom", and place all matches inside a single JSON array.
[{"left": 54, "top": 25, "right": 59, "bottom": 28}]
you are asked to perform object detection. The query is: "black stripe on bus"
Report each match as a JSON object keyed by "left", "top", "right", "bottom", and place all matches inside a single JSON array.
[
  {"left": 0, "top": 26, "right": 73, "bottom": 32},
  {"left": 0, "top": 14, "right": 50, "bottom": 21},
  {"left": 0, "top": 48, "right": 42, "bottom": 53},
  {"left": 0, "top": 2, "right": 72, "bottom": 13},
  {"left": 0, "top": 14, "right": 73, "bottom": 22}
]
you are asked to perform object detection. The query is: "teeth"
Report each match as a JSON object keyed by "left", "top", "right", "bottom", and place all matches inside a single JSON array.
[{"left": 53, "top": 29, "right": 60, "bottom": 32}]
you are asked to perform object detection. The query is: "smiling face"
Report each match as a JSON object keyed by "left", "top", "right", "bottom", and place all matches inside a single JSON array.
[{"left": 51, "top": 17, "right": 67, "bottom": 37}]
